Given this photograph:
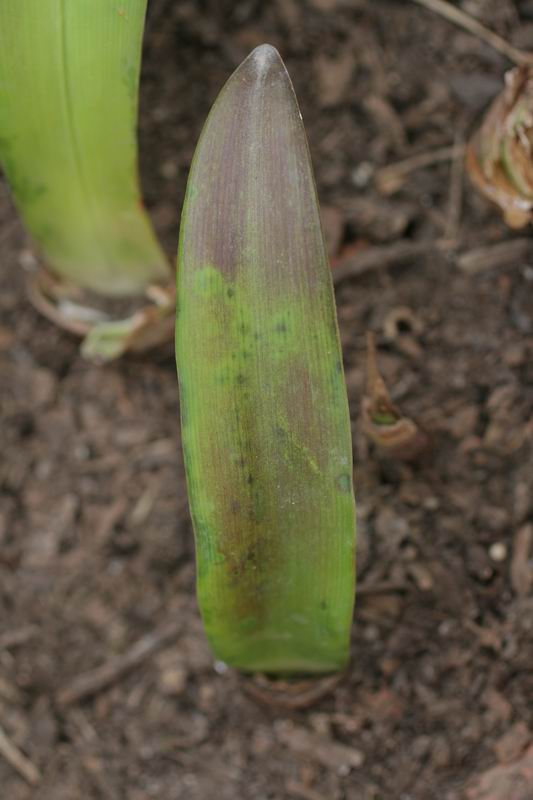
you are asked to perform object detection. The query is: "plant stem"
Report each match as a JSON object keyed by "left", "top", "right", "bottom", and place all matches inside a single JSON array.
[{"left": 0, "top": 0, "right": 169, "bottom": 295}]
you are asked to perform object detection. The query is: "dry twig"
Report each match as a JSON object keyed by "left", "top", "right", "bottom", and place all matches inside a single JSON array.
[
  {"left": 286, "top": 780, "right": 325, "bottom": 800},
  {"left": 0, "top": 724, "right": 41, "bottom": 786},
  {"left": 57, "top": 618, "right": 183, "bottom": 707},
  {"left": 444, "top": 133, "right": 465, "bottom": 243},
  {"left": 356, "top": 580, "right": 410, "bottom": 597},
  {"left": 333, "top": 234, "right": 532, "bottom": 284},
  {"left": 332, "top": 239, "right": 447, "bottom": 284},
  {"left": 0, "top": 626, "right": 38, "bottom": 650},
  {"left": 275, "top": 720, "right": 364, "bottom": 769},
  {"left": 457, "top": 238, "right": 533, "bottom": 274},
  {"left": 375, "top": 144, "right": 465, "bottom": 195},
  {"left": 511, "top": 524, "right": 533, "bottom": 597},
  {"left": 411, "top": 0, "right": 533, "bottom": 67}
]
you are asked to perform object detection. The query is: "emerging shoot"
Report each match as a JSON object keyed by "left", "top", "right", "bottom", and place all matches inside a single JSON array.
[
  {"left": 175, "top": 46, "right": 356, "bottom": 674},
  {"left": 362, "top": 332, "right": 429, "bottom": 462},
  {"left": 467, "top": 66, "right": 533, "bottom": 229}
]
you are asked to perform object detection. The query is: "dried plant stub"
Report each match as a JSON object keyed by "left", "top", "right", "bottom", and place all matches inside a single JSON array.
[
  {"left": 467, "top": 66, "right": 533, "bottom": 229},
  {"left": 362, "top": 333, "right": 429, "bottom": 461}
]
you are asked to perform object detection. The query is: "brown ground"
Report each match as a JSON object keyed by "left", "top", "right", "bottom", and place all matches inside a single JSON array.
[{"left": 1, "top": 1, "right": 533, "bottom": 798}]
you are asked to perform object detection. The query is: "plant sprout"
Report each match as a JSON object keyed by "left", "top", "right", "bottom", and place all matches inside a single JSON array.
[
  {"left": 362, "top": 332, "right": 429, "bottom": 461},
  {"left": 175, "top": 46, "right": 356, "bottom": 674},
  {"left": 0, "top": 0, "right": 172, "bottom": 360},
  {"left": 467, "top": 66, "right": 533, "bottom": 229}
]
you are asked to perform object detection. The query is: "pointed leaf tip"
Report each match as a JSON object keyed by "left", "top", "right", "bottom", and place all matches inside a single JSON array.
[
  {"left": 233, "top": 43, "right": 292, "bottom": 101},
  {"left": 179, "top": 44, "right": 318, "bottom": 284},
  {"left": 246, "top": 43, "right": 285, "bottom": 74}
]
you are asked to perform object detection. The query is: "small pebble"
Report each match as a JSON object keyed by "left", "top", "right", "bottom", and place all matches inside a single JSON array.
[
  {"left": 489, "top": 542, "right": 507, "bottom": 562},
  {"left": 351, "top": 161, "right": 374, "bottom": 188},
  {"left": 160, "top": 160, "right": 178, "bottom": 179},
  {"left": 159, "top": 667, "right": 187, "bottom": 696},
  {"left": 423, "top": 496, "right": 440, "bottom": 512}
]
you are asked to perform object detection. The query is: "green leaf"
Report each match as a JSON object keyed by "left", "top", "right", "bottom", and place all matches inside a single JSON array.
[
  {"left": 176, "top": 45, "right": 356, "bottom": 674},
  {"left": 0, "top": 0, "right": 169, "bottom": 294}
]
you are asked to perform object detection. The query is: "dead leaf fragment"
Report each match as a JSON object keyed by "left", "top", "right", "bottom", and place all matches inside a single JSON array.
[
  {"left": 494, "top": 723, "right": 531, "bottom": 764},
  {"left": 467, "top": 744, "right": 533, "bottom": 800},
  {"left": 483, "top": 688, "right": 513, "bottom": 724},
  {"left": 383, "top": 306, "right": 423, "bottom": 341}
]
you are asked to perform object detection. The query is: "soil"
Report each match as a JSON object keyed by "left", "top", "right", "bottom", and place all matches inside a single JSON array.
[{"left": 1, "top": 1, "right": 533, "bottom": 798}]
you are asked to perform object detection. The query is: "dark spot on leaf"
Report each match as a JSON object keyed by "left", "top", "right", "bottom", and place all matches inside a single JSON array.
[
  {"left": 336, "top": 473, "right": 352, "bottom": 493},
  {"left": 245, "top": 544, "right": 257, "bottom": 563},
  {"left": 227, "top": 287, "right": 235, "bottom": 298},
  {"left": 275, "top": 321, "right": 287, "bottom": 334},
  {"left": 179, "top": 395, "right": 188, "bottom": 427}
]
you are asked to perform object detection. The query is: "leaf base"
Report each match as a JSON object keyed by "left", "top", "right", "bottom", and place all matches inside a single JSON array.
[{"left": 27, "top": 266, "right": 175, "bottom": 362}]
